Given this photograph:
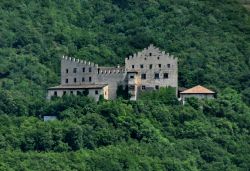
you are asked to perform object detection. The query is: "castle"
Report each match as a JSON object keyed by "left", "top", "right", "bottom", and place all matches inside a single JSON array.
[{"left": 47, "top": 44, "right": 178, "bottom": 101}]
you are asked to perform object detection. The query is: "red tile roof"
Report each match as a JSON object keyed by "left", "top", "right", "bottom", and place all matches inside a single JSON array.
[{"left": 180, "top": 85, "right": 215, "bottom": 94}]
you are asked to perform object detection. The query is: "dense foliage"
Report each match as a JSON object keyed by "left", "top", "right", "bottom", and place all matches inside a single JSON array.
[{"left": 0, "top": 0, "right": 250, "bottom": 170}]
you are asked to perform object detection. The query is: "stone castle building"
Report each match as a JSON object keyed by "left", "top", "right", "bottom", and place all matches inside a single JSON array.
[{"left": 47, "top": 44, "right": 178, "bottom": 101}]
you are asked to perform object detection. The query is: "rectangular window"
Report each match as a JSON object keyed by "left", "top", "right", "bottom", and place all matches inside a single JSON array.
[
  {"left": 130, "top": 75, "right": 134, "bottom": 79},
  {"left": 65, "top": 79, "right": 68, "bottom": 83},
  {"left": 167, "top": 64, "right": 171, "bottom": 68},
  {"left": 66, "top": 69, "right": 69, "bottom": 73},
  {"left": 73, "top": 68, "right": 77, "bottom": 73},
  {"left": 158, "top": 64, "right": 161, "bottom": 68},
  {"left": 77, "top": 91, "right": 81, "bottom": 95},
  {"left": 70, "top": 91, "right": 74, "bottom": 95},
  {"left": 149, "top": 64, "right": 153, "bottom": 69},
  {"left": 142, "top": 85, "right": 146, "bottom": 90},
  {"left": 132, "top": 65, "right": 134, "bottom": 69},
  {"left": 141, "top": 73, "right": 146, "bottom": 79},
  {"left": 82, "top": 77, "right": 85, "bottom": 82},
  {"left": 163, "top": 73, "right": 169, "bottom": 79},
  {"left": 89, "top": 67, "right": 92, "bottom": 72},
  {"left": 155, "top": 85, "right": 159, "bottom": 90},
  {"left": 95, "top": 90, "right": 99, "bottom": 95},
  {"left": 89, "top": 77, "right": 92, "bottom": 82},
  {"left": 63, "top": 91, "right": 66, "bottom": 96},
  {"left": 140, "top": 64, "right": 144, "bottom": 69},
  {"left": 54, "top": 91, "right": 57, "bottom": 96},
  {"left": 155, "top": 73, "right": 159, "bottom": 79},
  {"left": 74, "top": 78, "right": 77, "bottom": 83},
  {"left": 149, "top": 53, "right": 152, "bottom": 56},
  {"left": 82, "top": 67, "right": 85, "bottom": 72}
]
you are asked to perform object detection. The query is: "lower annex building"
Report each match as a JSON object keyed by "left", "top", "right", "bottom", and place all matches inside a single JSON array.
[{"left": 47, "top": 44, "right": 178, "bottom": 101}]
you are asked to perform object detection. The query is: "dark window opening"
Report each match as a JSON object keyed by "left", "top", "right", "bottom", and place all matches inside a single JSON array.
[
  {"left": 155, "top": 85, "right": 159, "bottom": 90},
  {"left": 130, "top": 75, "right": 134, "bottom": 79},
  {"left": 89, "top": 77, "right": 92, "bottom": 82},
  {"left": 63, "top": 91, "right": 66, "bottom": 96},
  {"left": 140, "top": 64, "right": 144, "bottom": 69},
  {"left": 157, "top": 57, "right": 160, "bottom": 60},
  {"left": 141, "top": 74, "right": 146, "bottom": 79},
  {"left": 82, "top": 77, "right": 85, "bottom": 82},
  {"left": 149, "top": 53, "right": 152, "bottom": 56},
  {"left": 132, "top": 65, "right": 134, "bottom": 69},
  {"left": 149, "top": 64, "right": 153, "bottom": 69},
  {"left": 142, "top": 85, "right": 146, "bottom": 90},
  {"left": 54, "top": 91, "right": 57, "bottom": 96},
  {"left": 95, "top": 90, "right": 99, "bottom": 95},
  {"left": 167, "top": 64, "right": 171, "bottom": 68},
  {"left": 65, "top": 79, "right": 68, "bottom": 83},
  {"left": 89, "top": 67, "right": 92, "bottom": 72},
  {"left": 155, "top": 73, "right": 159, "bottom": 79},
  {"left": 98, "top": 68, "right": 100, "bottom": 74},
  {"left": 70, "top": 91, "right": 74, "bottom": 95},
  {"left": 82, "top": 67, "right": 85, "bottom": 72},
  {"left": 74, "top": 78, "right": 77, "bottom": 83},
  {"left": 66, "top": 69, "right": 68, "bottom": 73},
  {"left": 144, "top": 58, "right": 147, "bottom": 60},
  {"left": 159, "top": 64, "right": 161, "bottom": 68},
  {"left": 73, "top": 68, "right": 77, "bottom": 73},
  {"left": 164, "top": 73, "right": 169, "bottom": 79},
  {"left": 77, "top": 91, "right": 81, "bottom": 95}
]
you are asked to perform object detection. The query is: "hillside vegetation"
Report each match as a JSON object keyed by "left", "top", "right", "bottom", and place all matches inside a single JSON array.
[{"left": 0, "top": 0, "right": 250, "bottom": 170}]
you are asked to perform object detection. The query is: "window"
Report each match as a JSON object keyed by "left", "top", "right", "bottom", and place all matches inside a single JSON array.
[
  {"left": 140, "top": 64, "right": 144, "bottom": 69},
  {"left": 77, "top": 91, "right": 81, "bottom": 95},
  {"left": 95, "top": 90, "right": 99, "bottom": 95},
  {"left": 158, "top": 64, "right": 161, "bottom": 68},
  {"left": 163, "top": 73, "right": 169, "bottom": 79},
  {"left": 155, "top": 85, "right": 159, "bottom": 90},
  {"left": 144, "top": 58, "right": 147, "bottom": 60},
  {"left": 89, "top": 77, "right": 92, "bottom": 82},
  {"left": 89, "top": 67, "right": 92, "bottom": 72},
  {"left": 155, "top": 73, "right": 159, "bottom": 79},
  {"left": 73, "top": 68, "right": 77, "bottom": 73},
  {"left": 149, "top": 53, "right": 152, "bottom": 56},
  {"left": 70, "top": 91, "right": 74, "bottom": 95},
  {"left": 82, "top": 67, "right": 85, "bottom": 72},
  {"left": 65, "top": 79, "right": 68, "bottom": 83},
  {"left": 54, "top": 91, "right": 57, "bottom": 96},
  {"left": 149, "top": 64, "right": 153, "bottom": 69},
  {"left": 132, "top": 65, "right": 134, "bottom": 69},
  {"left": 157, "top": 57, "right": 160, "bottom": 60},
  {"left": 82, "top": 77, "right": 85, "bottom": 82},
  {"left": 66, "top": 69, "right": 69, "bottom": 73},
  {"left": 63, "top": 91, "right": 67, "bottom": 96},
  {"left": 141, "top": 73, "right": 146, "bottom": 79},
  {"left": 130, "top": 75, "right": 134, "bottom": 79},
  {"left": 142, "top": 85, "right": 146, "bottom": 90},
  {"left": 74, "top": 78, "right": 77, "bottom": 83},
  {"left": 167, "top": 64, "right": 171, "bottom": 68}
]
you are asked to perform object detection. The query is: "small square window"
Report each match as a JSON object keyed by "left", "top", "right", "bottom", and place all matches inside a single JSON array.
[
  {"left": 155, "top": 85, "right": 159, "bottom": 90},
  {"left": 82, "top": 67, "right": 85, "bottom": 72},
  {"left": 149, "top": 64, "right": 153, "bottom": 69},
  {"left": 89, "top": 77, "right": 92, "bottom": 82},
  {"left": 140, "top": 64, "right": 144, "bottom": 69},
  {"left": 73, "top": 68, "right": 77, "bottom": 73},
  {"left": 167, "top": 64, "right": 171, "bottom": 68},
  {"left": 141, "top": 74, "right": 146, "bottom": 79},
  {"left": 155, "top": 73, "right": 159, "bottom": 79},
  {"left": 82, "top": 77, "right": 85, "bottom": 82},
  {"left": 132, "top": 65, "right": 134, "bottom": 69},
  {"left": 74, "top": 78, "right": 77, "bottom": 83},
  {"left": 65, "top": 79, "right": 68, "bottom": 83},
  {"left": 130, "top": 75, "right": 134, "bottom": 79},
  {"left": 66, "top": 69, "right": 69, "bottom": 73},
  {"left": 158, "top": 64, "right": 161, "bottom": 68},
  {"left": 95, "top": 90, "right": 99, "bottom": 95},
  {"left": 142, "top": 85, "right": 146, "bottom": 90},
  {"left": 164, "top": 73, "right": 169, "bottom": 79}
]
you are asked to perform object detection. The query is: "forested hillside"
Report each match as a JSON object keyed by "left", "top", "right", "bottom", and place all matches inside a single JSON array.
[{"left": 0, "top": 0, "right": 250, "bottom": 170}]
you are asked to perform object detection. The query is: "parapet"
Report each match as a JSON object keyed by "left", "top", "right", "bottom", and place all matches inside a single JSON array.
[{"left": 62, "top": 55, "right": 98, "bottom": 67}]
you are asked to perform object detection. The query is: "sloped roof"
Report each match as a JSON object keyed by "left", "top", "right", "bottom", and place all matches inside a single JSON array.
[
  {"left": 180, "top": 85, "right": 215, "bottom": 94},
  {"left": 48, "top": 84, "right": 108, "bottom": 90}
]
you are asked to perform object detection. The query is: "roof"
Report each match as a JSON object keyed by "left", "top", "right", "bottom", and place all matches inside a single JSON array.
[
  {"left": 180, "top": 85, "right": 215, "bottom": 94},
  {"left": 48, "top": 84, "right": 108, "bottom": 90}
]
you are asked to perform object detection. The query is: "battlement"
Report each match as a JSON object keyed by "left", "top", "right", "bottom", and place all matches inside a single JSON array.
[
  {"left": 98, "top": 66, "right": 125, "bottom": 75},
  {"left": 62, "top": 55, "right": 98, "bottom": 67}
]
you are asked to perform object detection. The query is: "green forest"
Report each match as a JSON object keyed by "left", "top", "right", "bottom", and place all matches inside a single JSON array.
[{"left": 0, "top": 0, "right": 250, "bottom": 170}]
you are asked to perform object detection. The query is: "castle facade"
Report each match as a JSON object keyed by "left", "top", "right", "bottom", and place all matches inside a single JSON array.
[{"left": 47, "top": 44, "right": 178, "bottom": 101}]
